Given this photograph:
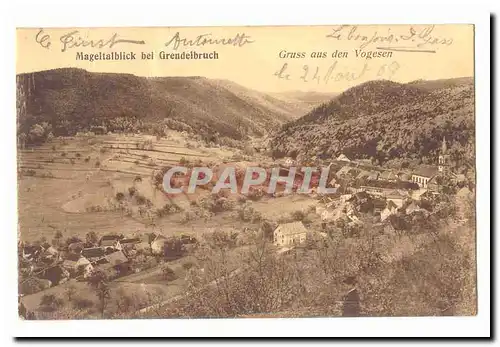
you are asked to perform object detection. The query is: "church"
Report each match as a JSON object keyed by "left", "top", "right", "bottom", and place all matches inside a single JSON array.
[{"left": 411, "top": 137, "right": 450, "bottom": 189}]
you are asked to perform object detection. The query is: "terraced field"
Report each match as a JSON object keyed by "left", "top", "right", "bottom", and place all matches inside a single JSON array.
[{"left": 17, "top": 132, "right": 237, "bottom": 243}]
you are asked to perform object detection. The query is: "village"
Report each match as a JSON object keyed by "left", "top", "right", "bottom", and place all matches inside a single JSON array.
[{"left": 17, "top": 131, "right": 475, "bottom": 318}]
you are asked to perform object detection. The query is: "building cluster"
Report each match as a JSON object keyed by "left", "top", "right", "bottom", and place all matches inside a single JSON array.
[
  {"left": 332, "top": 137, "right": 452, "bottom": 191},
  {"left": 272, "top": 138, "right": 455, "bottom": 248},
  {"left": 18, "top": 232, "right": 195, "bottom": 294}
]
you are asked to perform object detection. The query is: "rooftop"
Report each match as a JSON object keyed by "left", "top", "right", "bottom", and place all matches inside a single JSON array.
[
  {"left": 412, "top": 166, "right": 439, "bottom": 178},
  {"left": 82, "top": 247, "right": 106, "bottom": 259},
  {"left": 274, "top": 221, "right": 308, "bottom": 236},
  {"left": 105, "top": 251, "right": 129, "bottom": 266}
]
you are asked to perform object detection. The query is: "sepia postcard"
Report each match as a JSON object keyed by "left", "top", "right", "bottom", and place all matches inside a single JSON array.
[{"left": 16, "top": 24, "right": 477, "bottom": 322}]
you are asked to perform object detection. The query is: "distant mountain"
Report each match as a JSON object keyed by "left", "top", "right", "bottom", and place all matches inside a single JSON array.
[
  {"left": 208, "top": 80, "right": 317, "bottom": 118},
  {"left": 408, "top": 77, "right": 474, "bottom": 91},
  {"left": 270, "top": 78, "right": 475, "bottom": 166},
  {"left": 16, "top": 68, "right": 315, "bottom": 142},
  {"left": 271, "top": 90, "right": 338, "bottom": 108}
]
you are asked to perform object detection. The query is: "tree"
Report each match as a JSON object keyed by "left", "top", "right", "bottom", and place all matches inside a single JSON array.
[
  {"left": 85, "top": 231, "right": 98, "bottom": 246},
  {"left": 52, "top": 230, "right": 64, "bottom": 247},
  {"left": 65, "top": 285, "right": 77, "bottom": 302},
  {"left": 87, "top": 270, "right": 110, "bottom": 318}
]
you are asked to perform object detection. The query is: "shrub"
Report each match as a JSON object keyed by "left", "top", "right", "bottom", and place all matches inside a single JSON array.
[
  {"left": 182, "top": 262, "right": 195, "bottom": 271},
  {"left": 115, "top": 192, "right": 125, "bottom": 201},
  {"left": 95, "top": 160, "right": 101, "bottom": 167},
  {"left": 291, "top": 210, "right": 306, "bottom": 221},
  {"left": 236, "top": 203, "right": 262, "bottom": 222},
  {"left": 73, "top": 298, "right": 94, "bottom": 310},
  {"left": 156, "top": 203, "right": 181, "bottom": 218},
  {"left": 39, "top": 294, "right": 64, "bottom": 311},
  {"left": 135, "top": 194, "right": 147, "bottom": 205},
  {"left": 84, "top": 156, "right": 91, "bottom": 163},
  {"left": 162, "top": 266, "right": 177, "bottom": 281},
  {"left": 61, "top": 152, "right": 67, "bottom": 157},
  {"left": 247, "top": 188, "right": 265, "bottom": 201},
  {"left": 128, "top": 186, "right": 137, "bottom": 196}
]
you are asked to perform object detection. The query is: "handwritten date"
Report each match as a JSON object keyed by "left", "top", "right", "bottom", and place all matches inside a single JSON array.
[{"left": 274, "top": 61, "right": 400, "bottom": 84}]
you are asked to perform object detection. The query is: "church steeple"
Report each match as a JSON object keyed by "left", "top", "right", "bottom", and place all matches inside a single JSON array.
[
  {"left": 441, "top": 136, "right": 447, "bottom": 154},
  {"left": 438, "top": 137, "right": 450, "bottom": 173}
]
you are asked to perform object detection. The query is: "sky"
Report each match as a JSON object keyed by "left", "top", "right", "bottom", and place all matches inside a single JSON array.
[{"left": 16, "top": 25, "right": 474, "bottom": 93}]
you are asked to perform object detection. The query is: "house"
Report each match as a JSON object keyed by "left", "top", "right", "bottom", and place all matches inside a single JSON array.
[
  {"left": 411, "top": 188, "right": 428, "bottom": 201},
  {"left": 273, "top": 221, "right": 308, "bottom": 247},
  {"left": 426, "top": 176, "right": 440, "bottom": 192},
  {"left": 119, "top": 238, "right": 141, "bottom": 251},
  {"left": 81, "top": 247, "right": 106, "bottom": 261},
  {"left": 99, "top": 235, "right": 122, "bottom": 249},
  {"left": 386, "top": 191, "right": 406, "bottom": 208},
  {"left": 101, "top": 251, "right": 129, "bottom": 277},
  {"left": 135, "top": 234, "right": 155, "bottom": 252},
  {"left": 457, "top": 186, "right": 473, "bottom": 199},
  {"left": 379, "top": 170, "right": 397, "bottom": 182},
  {"left": 411, "top": 166, "right": 438, "bottom": 189},
  {"left": 405, "top": 201, "right": 421, "bottom": 215},
  {"left": 366, "top": 171, "right": 380, "bottom": 181},
  {"left": 380, "top": 200, "right": 398, "bottom": 221},
  {"left": 67, "top": 258, "right": 94, "bottom": 278},
  {"left": 22, "top": 245, "right": 42, "bottom": 261},
  {"left": 354, "top": 159, "right": 372, "bottom": 166},
  {"left": 336, "top": 154, "right": 351, "bottom": 162},
  {"left": 372, "top": 198, "right": 387, "bottom": 214},
  {"left": 101, "top": 240, "right": 122, "bottom": 250},
  {"left": 356, "top": 170, "right": 371, "bottom": 180},
  {"left": 62, "top": 253, "right": 93, "bottom": 277},
  {"left": 151, "top": 235, "right": 168, "bottom": 255},
  {"left": 359, "top": 186, "right": 384, "bottom": 197},
  {"left": 397, "top": 172, "right": 411, "bottom": 182},
  {"left": 104, "top": 250, "right": 129, "bottom": 267},
  {"left": 336, "top": 166, "right": 352, "bottom": 178},
  {"left": 41, "top": 245, "right": 58, "bottom": 259}
]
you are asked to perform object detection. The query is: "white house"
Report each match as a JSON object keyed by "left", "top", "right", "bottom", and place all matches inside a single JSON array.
[
  {"left": 151, "top": 235, "right": 167, "bottom": 255},
  {"left": 411, "top": 166, "right": 438, "bottom": 189},
  {"left": 273, "top": 221, "right": 308, "bottom": 247},
  {"left": 386, "top": 191, "right": 406, "bottom": 209}
]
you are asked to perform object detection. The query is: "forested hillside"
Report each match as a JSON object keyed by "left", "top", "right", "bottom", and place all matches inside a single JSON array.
[
  {"left": 271, "top": 78, "right": 474, "bottom": 167},
  {"left": 16, "top": 68, "right": 314, "bottom": 145}
]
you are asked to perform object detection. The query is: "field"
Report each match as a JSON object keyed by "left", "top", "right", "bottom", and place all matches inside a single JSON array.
[{"left": 17, "top": 131, "right": 239, "bottom": 243}]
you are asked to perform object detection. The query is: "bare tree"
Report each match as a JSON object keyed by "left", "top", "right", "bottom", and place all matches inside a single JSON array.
[{"left": 87, "top": 269, "right": 110, "bottom": 318}]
